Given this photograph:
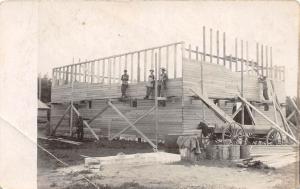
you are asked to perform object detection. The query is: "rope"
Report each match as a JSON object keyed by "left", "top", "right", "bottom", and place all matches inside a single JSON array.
[{"left": 0, "top": 116, "right": 99, "bottom": 189}]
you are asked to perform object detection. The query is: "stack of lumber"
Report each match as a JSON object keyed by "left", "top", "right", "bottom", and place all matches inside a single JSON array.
[{"left": 236, "top": 145, "right": 298, "bottom": 169}]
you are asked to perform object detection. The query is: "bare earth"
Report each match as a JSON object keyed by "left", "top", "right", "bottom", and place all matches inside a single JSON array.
[{"left": 37, "top": 139, "right": 298, "bottom": 189}]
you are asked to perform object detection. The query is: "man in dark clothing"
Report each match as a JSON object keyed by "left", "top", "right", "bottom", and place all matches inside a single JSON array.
[
  {"left": 157, "top": 68, "right": 168, "bottom": 97},
  {"left": 144, "top": 69, "right": 155, "bottom": 99},
  {"left": 258, "top": 76, "right": 269, "bottom": 100},
  {"left": 76, "top": 116, "right": 84, "bottom": 141},
  {"left": 121, "top": 70, "right": 129, "bottom": 98}
]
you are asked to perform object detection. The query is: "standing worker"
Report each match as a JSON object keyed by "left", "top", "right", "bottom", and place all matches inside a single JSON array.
[
  {"left": 76, "top": 116, "right": 84, "bottom": 141},
  {"left": 258, "top": 76, "right": 269, "bottom": 100},
  {"left": 121, "top": 69, "right": 129, "bottom": 99},
  {"left": 144, "top": 69, "right": 155, "bottom": 99},
  {"left": 157, "top": 68, "right": 168, "bottom": 97}
]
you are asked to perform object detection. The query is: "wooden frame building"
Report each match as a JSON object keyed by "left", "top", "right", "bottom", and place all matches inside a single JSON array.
[{"left": 50, "top": 27, "right": 294, "bottom": 147}]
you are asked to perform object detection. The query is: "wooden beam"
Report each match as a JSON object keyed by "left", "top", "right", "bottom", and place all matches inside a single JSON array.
[
  {"left": 87, "top": 105, "right": 109, "bottom": 124},
  {"left": 188, "top": 44, "right": 192, "bottom": 61},
  {"left": 223, "top": 32, "right": 226, "bottom": 66},
  {"left": 131, "top": 53, "right": 134, "bottom": 83},
  {"left": 166, "top": 46, "right": 169, "bottom": 72},
  {"left": 210, "top": 28, "right": 212, "bottom": 63},
  {"left": 109, "top": 106, "right": 155, "bottom": 140},
  {"left": 51, "top": 105, "right": 71, "bottom": 136},
  {"left": 71, "top": 105, "right": 99, "bottom": 140},
  {"left": 245, "top": 104, "right": 256, "bottom": 125},
  {"left": 235, "top": 38, "right": 238, "bottom": 72},
  {"left": 217, "top": 30, "right": 219, "bottom": 64},
  {"left": 137, "top": 52, "right": 140, "bottom": 82},
  {"left": 266, "top": 46, "right": 269, "bottom": 77},
  {"left": 261, "top": 44, "right": 264, "bottom": 76},
  {"left": 238, "top": 95, "right": 299, "bottom": 144},
  {"left": 144, "top": 50, "right": 147, "bottom": 82},
  {"left": 174, "top": 44, "right": 177, "bottom": 78},
  {"left": 287, "top": 110, "right": 296, "bottom": 121},
  {"left": 102, "top": 59, "right": 105, "bottom": 83},
  {"left": 203, "top": 26, "right": 206, "bottom": 61},
  {"left": 107, "top": 100, "right": 157, "bottom": 149},
  {"left": 270, "top": 47, "right": 273, "bottom": 78}
]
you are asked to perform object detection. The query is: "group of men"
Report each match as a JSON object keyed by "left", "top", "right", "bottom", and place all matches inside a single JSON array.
[{"left": 120, "top": 68, "right": 168, "bottom": 99}]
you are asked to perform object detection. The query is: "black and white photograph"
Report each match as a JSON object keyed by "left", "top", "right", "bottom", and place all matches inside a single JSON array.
[{"left": 0, "top": 1, "right": 300, "bottom": 189}]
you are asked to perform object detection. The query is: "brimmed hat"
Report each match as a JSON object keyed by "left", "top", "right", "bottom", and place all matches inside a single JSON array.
[
  {"left": 124, "top": 69, "right": 127, "bottom": 72},
  {"left": 149, "top": 69, "right": 154, "bottom": 72},
  {"left": 161, "top": 67, "right": 166, "bottom": 71}
]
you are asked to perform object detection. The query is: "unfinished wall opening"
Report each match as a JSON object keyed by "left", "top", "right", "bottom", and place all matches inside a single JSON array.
[{"left": 232, "top": 103, "right": 253, "bottom": 125}]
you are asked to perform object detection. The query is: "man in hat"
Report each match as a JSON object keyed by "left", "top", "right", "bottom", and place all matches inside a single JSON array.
[
  {"left": 158, "top": 68, "right": 168, "bottom": 97},
  {"left": 144, "top": 69, "right": 155, "bottom": 99},
  {"left": 121, "top": 69, "right": 129, "bottom": 98}
]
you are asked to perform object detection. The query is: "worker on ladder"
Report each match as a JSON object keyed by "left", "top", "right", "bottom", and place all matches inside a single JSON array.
[
  {"left": 144, "top": 69, "right": 155, "bottom": 99},
  {"left": 158, "top": 68, "right": 168, "bottom": 97},
  {"left": 121, "top": 69, "right": 129, "bottom": 99}
]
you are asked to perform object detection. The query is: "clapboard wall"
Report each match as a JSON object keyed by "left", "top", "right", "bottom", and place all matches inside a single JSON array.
[
  {"left": 182, "top": 98, "right": 285, "bottom": 135},
  {"left": 51, "top": 78, "right": 182, "bottom": 103},
  {"left": 50, "top": 98, "right": 183, "bottom": 140},
  {"left": 182, "top": 58, "right": 286, "bottom": 103}
]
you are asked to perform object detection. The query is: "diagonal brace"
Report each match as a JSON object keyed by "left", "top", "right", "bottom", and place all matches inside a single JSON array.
[
  {"left": 107, "top": 100, "right": 157, "bottom": 149},
  {"left": 88, "top": 105, "right": 109, "bottom": 124},
  {"left": 51, "top": 105, "right": 71, "bottom": 136},
  {"left": 72, "top": 105, "right": 99, "bottom": 140},
  {"left": 109, "top": 106, "right": 156, "bottom": 140}
]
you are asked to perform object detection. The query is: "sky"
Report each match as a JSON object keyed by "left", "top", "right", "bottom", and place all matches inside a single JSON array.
[{"left": 37, "top": 1, "right": 299, "bottom": 96}]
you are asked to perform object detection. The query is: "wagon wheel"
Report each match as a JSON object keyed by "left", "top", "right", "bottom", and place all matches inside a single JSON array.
[
  {"left": 266, "top": 129, "right": 283, "bottom": 145},
  {"left": 222, "top": 122, "right": 246, "bottom": 145},
  {"left": 246, "top": 133, "right": 259, "bottom": 145},
  {"left": 201, "top": 132, "right": 222, "bottom": 146}
]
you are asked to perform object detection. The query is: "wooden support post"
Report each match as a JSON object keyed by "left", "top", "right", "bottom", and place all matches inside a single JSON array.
[
  {"left": 200, "top": 51, "right": 204, "bottom": 94},
  {"left": 51, "top": 105, "right": 71, "bottom": 136},
  {"left": 188, "top": 44, "right": 192, "bottom": 61},
  {"left": 166, "top": 46, "right": 169, "bottom": 73},
  {"left": 131, "top": 53, "right": 134, "bottom": 83},
  {"left": 107, "top": 100, "right": 157, "bottom": 149},
  {"left": 229, "top": 55, "right": 232, "bottom": 71},
  {"left": 246, "top": 41, "right": 249, "bottom": 75},
  {"left": 266, "top": 46, "right": 269, "bottom": 77},
  {"left": 72, "top": 105, "right": 99, "bottom": 140},
  {"left": 91, "top": 61, "right": 94, "bottom": 83},
  {"left": 256, "top": 43, "right": 259, "bottom": 76},
  {"left": 137, "top": 52, "right": 140, "bottom": 82},
  {"left": 238, "top": 95, "right": 299, "bottom": 144},
  {"left": 151, "top": 49, "right": 154, "bottom": 69},
  {"left": 113, "top": 57, "right": 116, "bottom": 83},
  {"left": 261, "top": 44, "right": 264, "bottom": 76},
  {"left": 196, "top": 46, "right": 199, "bottom": 61},
  {"left": 155, "top": 53, "right": 159, "bottom": 150},
  {"left": 108, "top": 59, "right": 112, "bottom": 85},
  {"left": 158, "top": 48, "right": 161, "bottom": 72},
  {"left": 119, "top": 57, "right": 122, "bottom": 84},
  {"left": 235, "top": 38, "right": 238, "bottom": 72},
  {"left": 217, "top": 30, "right": 219, "bottom": 64},
  {"left": 210, "top": 28, "right": 212, "bottom": 63},
  {"left": 174, "top": 44, "right": 177, "bottom": 78},
  {"left": 203, "top": 26, "right": 206, "bottom": 61},
  {"left": 144, "top": 50, "right": 147, "bottom": 82},
  {"left": 102, "top": 59, "right": 105, "bottom": 83},
  {"left": 125, "top": 54, "right": 128, "bottom": 69},
  {"left": 241, "top": 40, "right": 244, "bottom": 127},
  {"left": 270, "top": 47, "right": 273, "bottom": 78},
  {"left": 84, "top": 63, "right": 87, "bottom": 83},
  {"left": 223, "top": 32, "right": 226, "bottom": 66}
]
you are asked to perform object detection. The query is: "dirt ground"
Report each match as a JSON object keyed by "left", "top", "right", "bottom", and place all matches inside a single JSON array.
[{"left": 37, "top": 138, "right": 298, "bottom": 189}]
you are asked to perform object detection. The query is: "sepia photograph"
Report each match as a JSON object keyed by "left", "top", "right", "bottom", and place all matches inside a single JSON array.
[{"left": 0, "top": 1, "right": 300, "bottom": 189}]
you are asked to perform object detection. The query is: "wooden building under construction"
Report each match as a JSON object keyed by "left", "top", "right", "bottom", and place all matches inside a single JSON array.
[{"left": 50, "top": 27, "right": 298, "bottom": 148}]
